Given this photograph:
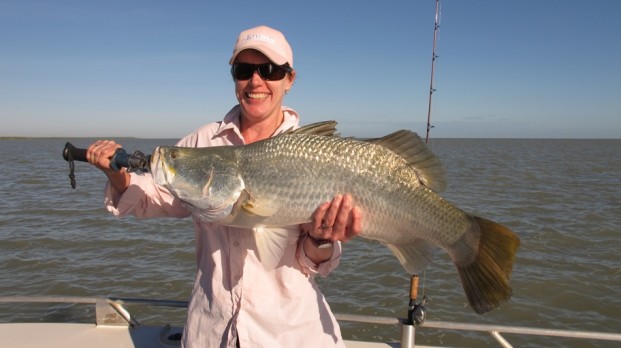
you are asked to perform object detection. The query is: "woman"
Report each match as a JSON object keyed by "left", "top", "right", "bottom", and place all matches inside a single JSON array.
[{"left": 86, "top": 25, "right": 362, "bottom": 347}]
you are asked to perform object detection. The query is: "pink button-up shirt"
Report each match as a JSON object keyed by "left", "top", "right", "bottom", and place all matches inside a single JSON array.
[{"left": 104, "top": 106, "right": 345, "bottom": 348}]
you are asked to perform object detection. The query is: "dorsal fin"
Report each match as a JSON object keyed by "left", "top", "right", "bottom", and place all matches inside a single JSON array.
[
  {"left": 288, "top": 121, "right": 339, "bottom": 137},
  {"left": 368, "top": 130, "right": 446, "bottom": 193}
]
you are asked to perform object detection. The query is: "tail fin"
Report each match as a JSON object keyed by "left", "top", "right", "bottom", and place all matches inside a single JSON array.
[{"left": 456, "top": 216, "right": 520, "bottom": 314}]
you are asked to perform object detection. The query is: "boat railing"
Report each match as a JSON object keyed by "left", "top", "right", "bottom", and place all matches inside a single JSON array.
[
  {"left": 334, "top": 312, "right": 621, "bottom": 348},
  {"left": 1, "top": 296, "right": 620, "bottom": 348}
]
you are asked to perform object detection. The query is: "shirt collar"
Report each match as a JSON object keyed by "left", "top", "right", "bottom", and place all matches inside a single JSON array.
[{"left": 214, "top": 105, "right": 300, "bottom": 142}]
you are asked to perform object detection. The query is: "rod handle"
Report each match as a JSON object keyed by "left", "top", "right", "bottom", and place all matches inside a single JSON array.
[{"left": 409, "top": 275, "right": 419, "bottom": 301}]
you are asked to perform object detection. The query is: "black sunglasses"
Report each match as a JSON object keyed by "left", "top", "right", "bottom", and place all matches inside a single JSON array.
[{"left": 231, "top": 63, "right": 292, "bottom": 81}]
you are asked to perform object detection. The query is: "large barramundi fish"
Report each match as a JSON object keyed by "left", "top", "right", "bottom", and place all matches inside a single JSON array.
[{"left": 151, "top": 121, "right": 520, "bottom": 314}]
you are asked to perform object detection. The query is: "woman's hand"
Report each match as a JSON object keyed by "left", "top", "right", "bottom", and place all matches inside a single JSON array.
[
  {"left": 303, "top": 194, "right": 362, "bottom": 242},
  {"left": 300, "top": 194, "right": 362, "bottom": 264},
  {"left": 86, "top": 140, "right": 130, "bottom": 193},
  {"left": 86, "top": 140, "right": 123, "bottom": 172}
]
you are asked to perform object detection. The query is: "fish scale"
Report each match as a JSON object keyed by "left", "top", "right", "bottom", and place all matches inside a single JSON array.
[
  {"left": 151, "top": 121, "right": 520, "bottom": 314},
  {"left": 238, "top": 133, "right": 457, "bottom": 246}
]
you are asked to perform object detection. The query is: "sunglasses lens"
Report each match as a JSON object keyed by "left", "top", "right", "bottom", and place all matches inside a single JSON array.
[
  {"left": 232, "top": 63, "right": 290, "bottom": 81},
  {"left": 258, "top": 64, "right": 287, "bottom": 80},
  {"left": 231, "top": 64, "right": 255, "bottom": 80}
]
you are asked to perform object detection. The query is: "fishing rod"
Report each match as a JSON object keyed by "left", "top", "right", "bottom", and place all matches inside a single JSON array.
[
  {"left": 62, "top": 142, "right": 150, "bottom": 189},
  {"left": 403, "top": 2, "right": 442, "bottom": 333},
  {"left": 425, "top": 0, "right": 441, "bottom": 144}
]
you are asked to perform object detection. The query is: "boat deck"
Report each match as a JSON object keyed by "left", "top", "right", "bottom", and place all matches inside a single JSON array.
[{"left": 1, "top": 296, "right": 620, "bottom": 348}]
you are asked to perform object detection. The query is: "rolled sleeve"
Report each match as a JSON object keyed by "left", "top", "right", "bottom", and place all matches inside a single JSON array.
[
  {"left": 297, "top": 236, "right": 342, "bottom": 277},
  {"left": 104, "top": 173, "right": 190, "bottom": 219}
]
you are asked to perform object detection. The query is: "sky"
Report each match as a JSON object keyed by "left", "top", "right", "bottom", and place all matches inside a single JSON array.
[{"left": 1, "top": 0, "right": 620, "bottom": 139}]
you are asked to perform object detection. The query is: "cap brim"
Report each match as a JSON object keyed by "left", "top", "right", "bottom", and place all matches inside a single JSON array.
[{"left": 229, "top": 47, "right": 289, "bottom": 66}]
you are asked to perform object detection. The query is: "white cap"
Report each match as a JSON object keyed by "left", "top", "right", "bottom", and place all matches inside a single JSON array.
[{"left": 229, "top": 25, "right": 293, "bottom": 67}]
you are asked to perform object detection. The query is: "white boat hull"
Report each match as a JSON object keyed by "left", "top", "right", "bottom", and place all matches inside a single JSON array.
[{"left": 0, "top": 322, "right": 400, "bottom": 348}]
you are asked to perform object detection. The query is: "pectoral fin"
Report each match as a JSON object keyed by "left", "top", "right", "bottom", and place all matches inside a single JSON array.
[
  {"left": 239, "top": 189, "right": 278, "bottom": 217},
  {"left": 241, "top": 200, "right": 277, "bottom": 217},
  {"left": 253, "top": 226, "right": 300, "bottom": 270}
]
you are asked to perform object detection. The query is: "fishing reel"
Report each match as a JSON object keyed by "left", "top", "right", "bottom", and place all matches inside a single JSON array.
[
  {"left": 405, "top": 275, "right": 427, "bottom": 326},
  {"left": 407, "top": 295, "right": 427, "bottom": 326}
]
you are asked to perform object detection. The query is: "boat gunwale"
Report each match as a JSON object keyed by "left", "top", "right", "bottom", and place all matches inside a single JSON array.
[{"left": 1, "top": 295, "right": 620, "bottom": 346}]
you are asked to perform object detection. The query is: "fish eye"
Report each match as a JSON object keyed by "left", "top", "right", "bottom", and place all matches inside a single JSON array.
[{"left": 170, "top": 149, "right": 180, "bottom": 159}]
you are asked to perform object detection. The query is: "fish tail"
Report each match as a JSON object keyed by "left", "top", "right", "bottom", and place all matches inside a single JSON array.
[{"left": 455, "top": 216, "right": 520, "bottom": 314}]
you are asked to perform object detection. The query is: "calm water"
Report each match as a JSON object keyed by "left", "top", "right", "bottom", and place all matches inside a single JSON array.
[{"left": 0, "top": 137, "right": 619, "bottom": 347}]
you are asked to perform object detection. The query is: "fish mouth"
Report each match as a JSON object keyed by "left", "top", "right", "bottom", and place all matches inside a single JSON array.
[
  {"left": 150, "top": 147, "right": 174, "bottom": 186},
  {"left": 150, "top": 147, "right": 160, "bottom": 170}
]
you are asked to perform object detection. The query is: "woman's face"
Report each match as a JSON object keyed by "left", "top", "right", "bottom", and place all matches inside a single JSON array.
[{"left": 233, "top": 49, "right": 295, "bottom": 126}]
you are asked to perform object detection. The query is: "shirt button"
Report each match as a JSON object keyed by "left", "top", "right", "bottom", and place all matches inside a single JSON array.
[{"left": 233, "top": 241, "right": 240, "bottom": 247}]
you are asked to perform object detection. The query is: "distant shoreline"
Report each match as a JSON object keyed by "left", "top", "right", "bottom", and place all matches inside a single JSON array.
[
  {"left": 1, "top": 136, "right": 619, "bottom": 141},
  {"left": 0, "top": 136, "right": 176, "bottom": 140}
]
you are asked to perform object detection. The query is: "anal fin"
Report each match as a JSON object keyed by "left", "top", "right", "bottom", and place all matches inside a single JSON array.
[{"left": 386, "top": 239, "right": 437, "bottom": 275}]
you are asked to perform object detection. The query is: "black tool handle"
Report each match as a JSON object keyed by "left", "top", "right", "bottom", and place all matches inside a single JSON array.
[
  {"left": 62, "top": 142, "right": 150, "bottom": 189},
  {"left": 62, "top": 142, "right": 145, "bottom": 171},
  {"left": 63, "top": 142, "right": 87, "bottom": 162}
]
